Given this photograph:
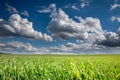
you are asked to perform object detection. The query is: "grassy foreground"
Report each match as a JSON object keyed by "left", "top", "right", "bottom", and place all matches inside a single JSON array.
[{"left": 0, "top": 54, "right": 120, "bottom": 80}]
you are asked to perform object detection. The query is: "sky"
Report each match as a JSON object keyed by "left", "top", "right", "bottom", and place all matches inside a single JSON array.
[{"left": 0, "top": 0, "right": 120, "bottom": 54}]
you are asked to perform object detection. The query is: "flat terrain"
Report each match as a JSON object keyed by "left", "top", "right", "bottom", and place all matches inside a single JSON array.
[{"left": 0, "top": 54, "right": 120, "bottom": 80}]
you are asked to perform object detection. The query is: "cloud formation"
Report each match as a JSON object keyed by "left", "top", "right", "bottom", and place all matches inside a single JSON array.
[
  {"left": 97, "top": 28, "right": 120, "bottom": 47},
  {"left": 0, "top": 14, "right": 52, "bottom": 41},
  {"left": 21, "top": 10, "right": 29, "bottom": 17},
  {"left": 35, "top": 42, "right": 112, "bottom": 54},
  {"left": 60, "top": 42, "right": 79, "bottom": 51},
  {"left": 111, "top": 4, "right": 120, "bottom": 10},
  {"left": 58, "top": 42, "right": 106, "bottom": 53},
  {"left": 110, "top": 0, "right": 120, "bottom": 11},
  {"left": 64, "top": 0, "right": 91, "bottom": 10},
  {"left": 71, "top": 4, "right": 80, "bottom": 10},
  {"left": 80, "top": 0, "right": 91, "bottom": 8},
  {"left": 6, "top": 3, "right": 18, "bottom": 13},
  {"left": 64, "top": 4, "right": 80, "bottom": 11},
  {"left": 111, "top": 16, "right": 120, "bottom": 22},
  {"left": 0, "top": 41, "right": 36, "bottom": 53},
  {"left": 47, "top": 9, "right": 105, "bottom": 41},
  {"left": 6, "top": 3, "right": 29, "bottom": 17},
  {"left": 38, "top": 3, "right": 56, "bottom": 13}
]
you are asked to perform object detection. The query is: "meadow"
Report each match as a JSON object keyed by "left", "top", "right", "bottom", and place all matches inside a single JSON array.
[{"left": 0, "top": 54, "right": 120, "bottom": 80}]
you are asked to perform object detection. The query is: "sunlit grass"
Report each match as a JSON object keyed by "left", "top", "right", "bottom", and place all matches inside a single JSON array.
[{"left": 0, "top": 54, "right": 120, "bottom": 80}]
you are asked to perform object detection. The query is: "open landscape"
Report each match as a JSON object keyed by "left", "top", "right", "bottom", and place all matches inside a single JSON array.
[
  {"left": 0, "top": 54, "right": 120, "bottom": 80},
  {"left": 1, "top": 0, "right": 120, "bottom": 80}
]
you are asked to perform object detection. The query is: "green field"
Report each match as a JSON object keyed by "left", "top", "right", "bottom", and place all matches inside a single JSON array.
[{"left": 0, "top": 54, "right": 120, "bottom": 80}]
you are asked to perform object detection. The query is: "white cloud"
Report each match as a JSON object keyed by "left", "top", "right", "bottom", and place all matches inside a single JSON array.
[
  {"left": 21, "top": 10, "right": 29, "bottom": 17},
  {"left": 64, "top": 4, "right": 80, "bottom": 11},
  {"left": 104, "top": 32, "right": 119, "bottom": 41},
  {"left": 0, "top": 14, "right": 52, "bottom": 41},
  {"left": 64, "top": 0, "right": 91, "bottom": 10},
  {"left": 1, "top": 40, "right": 120, "bottom": 54},
  {"left": 60, "top": 42, "right": 79, "bottom": 50},
  {"left": 6, "top": 3, "right": 29, "bottom": 17},
  {"left": 61, "top": 42, "right": 99, "bottom": 51},
  {"left": 6, "top": 3, "right": 18, "bottom": 13},
  {"left": 71, "top": 5, "right": 80, "bottom": 11},
  {"left": 50, "top": 41, "right": 120, "bottom": 54},
  {"left": 0, "top": 41, "right": 36, "bottom": 53},
  {"left": 47, "top": 8, "right": 105, "bottom": 41},
  {"left": 80, "top": 0, "right": 90, "bottom": 8},
  {"left": 111, "top": 16, "right": 120, "bottom": 22},
  {"left": 44, "top": 42, "right": 109, "bottom": 54},
  {"left": 111, "top": 4, "right": 120, "bottom": 10},
  {"left": 38, "top": 3, "right": 56, "bottom": 13},
  {"left": 111, "top": 16, "right": 116, "bottom": 21}
]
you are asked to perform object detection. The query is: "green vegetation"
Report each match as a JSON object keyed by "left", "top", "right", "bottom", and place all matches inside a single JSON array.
[{"left": 0, "top": 54, "right": 120, "bottom": 80}]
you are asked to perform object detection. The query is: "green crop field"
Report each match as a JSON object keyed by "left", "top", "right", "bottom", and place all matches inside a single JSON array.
[{"left": 0, "top": 54, "right": 120, "bottom": 80}]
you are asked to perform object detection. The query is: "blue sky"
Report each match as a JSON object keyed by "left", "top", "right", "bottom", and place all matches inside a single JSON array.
[{"left": 0, "top": 0, "right": 120, "bottom": 54}]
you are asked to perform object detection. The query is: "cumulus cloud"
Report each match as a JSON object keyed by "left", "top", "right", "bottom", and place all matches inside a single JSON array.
[
  {"left": 38, "top": 3, "right": 56, "bottom": 13},
  {"left": 111, "top": 16, "right": 120, "bottom": 22},
  {"left": 0, "top": 41, "right": 36, "bottom": 53},
  {"left": 97, "top": 28, "right": 120, "bottom": 47},
  {"left": 6, "top": 3, "right": 29, "bottom": 17},
  {"left": 0, "top": 14, "right": 52, "bottom": 41},
  {"left": 47, "top": 8, "right": 105, "bottom": 41}
]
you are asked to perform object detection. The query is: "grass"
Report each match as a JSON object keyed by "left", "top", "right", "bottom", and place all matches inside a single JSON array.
[{"left": 0, "top": 54, "right": 120, "bottom": 80}]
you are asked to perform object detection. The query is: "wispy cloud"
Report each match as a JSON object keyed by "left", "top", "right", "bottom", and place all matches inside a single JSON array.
[
  {"left": 64, "top": 4, "right": 80, "bottom": 11},
  {"left": 71, "top": 4, "right": 80, "bottom": 10},
  {"left": 111, "top": 16, "right": 120, "bottom": 22},
  {"left": 110, "top": 4, "right": 120, "bottom": 10},
  {"left": 21, "top": 10, "right": 29, "bottom": 17},
  {"left": 110, "top": 0, "right": 120, "bottom": 10},
  {"left": 5, "top": 3, "right": 29, "bottom": 17},
  {"left": 80, "top": 0, "right": 90, "bottom": 8},
  {"left": 64, "top": 0, "right": 91, "bottom": 11},
  {"left": 5, "top": 3, "right": 18, "bottom": 13},
  {"left": 37, "top": 3, "right": 56, "bottom": 13}
]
